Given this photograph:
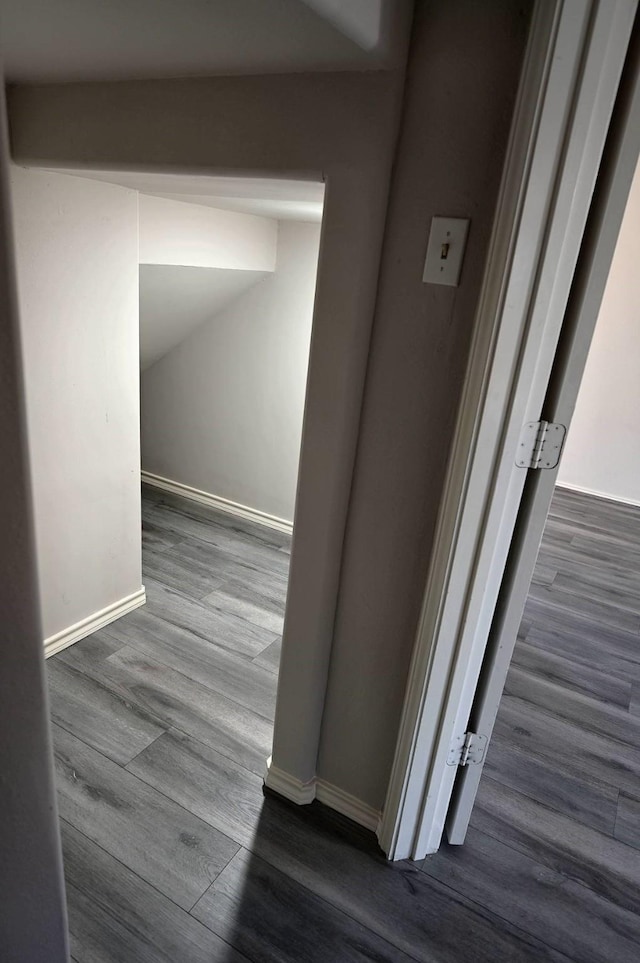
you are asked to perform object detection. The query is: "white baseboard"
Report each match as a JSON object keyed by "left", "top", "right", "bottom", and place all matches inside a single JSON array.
[
  {"left": 263, "top": 757, "right": 317, "bottom": 804},
  {"left": 141, "top": 471, "right": 293, "bottom": 535},
  {"left": 315, "top": 780, "right": 381, "bottom": 833},
  {"left": 263, "top": 757, "right": 381, "bottom": 833},
  {"left": 44, "top": 587, "right": 146, "bottom": 659},
  {"left": 555, "top": 482, "right": 640, "bottom": 509}
]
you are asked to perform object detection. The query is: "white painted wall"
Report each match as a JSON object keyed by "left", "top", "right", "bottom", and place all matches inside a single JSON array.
[
  {"left": 139, "top": 193, "right": 277, "bottom": 270},
  {"left": 11, "top": 166, "right": 142, "bottom": 640},
  {"left": 141, "top": 220, "right": 321, "bottom": 522},
  {"left": 558, "top": 156, "right": 640, "bottom": 505}
]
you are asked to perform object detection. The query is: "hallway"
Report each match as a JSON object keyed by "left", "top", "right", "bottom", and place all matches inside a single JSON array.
[{"left": 48, "top": 486, "right": 640, "bottom": 962}]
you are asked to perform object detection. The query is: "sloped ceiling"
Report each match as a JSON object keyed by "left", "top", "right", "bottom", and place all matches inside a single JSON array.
[
  {"left": 140, "top": 264, "right": 267, "bottom": 369},
  {"left": 40, "top": 173, "right": 322, "bottom": 370},
  {"left": 1, "top": 0, "right": 412, "bottom": 83},
  {"left": 44, "top": 170, "right": 326, "bottom": 223}
]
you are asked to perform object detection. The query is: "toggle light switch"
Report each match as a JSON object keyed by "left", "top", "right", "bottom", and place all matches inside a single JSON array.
[{"left": 422, "top": 217, "right": 470, "bottom": 287}]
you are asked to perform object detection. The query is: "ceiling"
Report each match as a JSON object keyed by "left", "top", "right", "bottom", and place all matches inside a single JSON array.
[
  {"left": 0, "top": 0, "right": 412, "bottom": 84},
  {"left": 43, "top": 169, "right": 326, "bottom": 222}
]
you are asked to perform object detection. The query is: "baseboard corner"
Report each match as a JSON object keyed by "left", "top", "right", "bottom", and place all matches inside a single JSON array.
[
  {"left": 263, "top": 757, "right": 382, "bottom": 833},
  {"left": 263, "top": 756, "right": 317, "bottom": 805},
  {"left": 141, "top": 470, "right": 293, "bottom": 535}
]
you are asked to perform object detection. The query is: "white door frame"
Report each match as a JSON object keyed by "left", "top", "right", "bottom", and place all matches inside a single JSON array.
[
  {"left": 378, "top": 0, "right": 638, "bottom": 861},
  {"left": 446, "top": 16, "right": 640, "bottom": 845}
]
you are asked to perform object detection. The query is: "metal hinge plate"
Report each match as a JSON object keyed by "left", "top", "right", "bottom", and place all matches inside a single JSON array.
[
  {"left": 516, "top": 420, "right": 566, "bottom": 470},
  {"left": 447, "top": 731, "right": 488, "bottom": 767}
]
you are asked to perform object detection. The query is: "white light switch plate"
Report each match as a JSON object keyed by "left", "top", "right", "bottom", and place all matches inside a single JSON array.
[{"left": 422, "top": 217, "right": 470, "bottom": 287}]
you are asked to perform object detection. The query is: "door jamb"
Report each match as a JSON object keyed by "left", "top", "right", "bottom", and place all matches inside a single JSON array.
[
  {"left": 378, "top": 0, "right": 638, "bottom": 861},
  {"left": 446, "top": 16, "right": 640, "bottom": 844}
]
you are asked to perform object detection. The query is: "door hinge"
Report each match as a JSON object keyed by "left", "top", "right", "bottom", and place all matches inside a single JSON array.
[
  {"left": 516, "top": 420, "right": 566, "bottom": 470},
  {"left": 447, "top": 731, "right": 488, "bottom": 767}
]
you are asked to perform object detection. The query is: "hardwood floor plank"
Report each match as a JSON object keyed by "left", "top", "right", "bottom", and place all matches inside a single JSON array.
[
  {"left": 47, "top": 658, "right": 167, "bottom": 765},
  {"left": 127, "top": 729, "right": 266, "bottom": 847},
  {"left": 194, "top": 848, "right": 399, "bottom": 963},
  {"left": 614, "top": 792, "right": 640, "bottom": 851},
  {"left": 482, "top": 735, "right": 619, "bottom": 835},
  {"left": 60, "top": 643, "right": 273, "bottom": 776},
  {"left": 164, "top": 535, "right": 289, "bottom": 602},
  {"left": 523, "top": 617, "right": 640, "bottom": 684},
  {"left": 58, "top": 632, "right": 125, "bottom": 665},
  {"left": 144, "top": 488, "right": 292, "bottom": 550},
  {"left": 548, "top": 490, "right": 640, "bottom": 541},
  {"left": 550, "top": 569, "right": 640, "bottom": 618},
  {"left": 504, "top": 665, "right": 640, "bottom": 748},
  {"left": 523, "top": 594, "right": 640, "bottom": 652},
  {"left": 532, "top": 523, "right": 574, "bottom": 548},
  {"left": 140, "top": 482, "right": 166, "bottom": 505},
  {"left": 143, "top": 577, "right": 278, "bottom": 658},
  {"left": 493, "top": 692, "right": 640, "bottom": 794},
  {"left": 569, "top": 527, "right": 640, "bottom": 565},
  {"left": 53, "top": 723, "right": 239, "bottom": 910},
  {"left": 193, "top": 846, "right": 554, "bottom": 963},
  {"left": 421, "top": 825, "right": 640, "bottom": 963},
  {"left": 527, "top": 580, "right": 640, "bottom": 634},
  {"left": 103, "top": 607, "right": 277, "bottom": 720},
  {"left": 202, "top": 580, "right": 285, "bottom": 634},
  {"left": 536, "top": 542, "right": 640, "bottom": 595},
  {"left": 237, "top": 797, "right": 570, "bottom": 963},
  {"left": 147, "top": 503, "right": 291, "bottom": 577},
  {"left": 510, "top": 639, "right": 633, "bottom": 708},
  {"left": 530, "top": 562, "right": 557, "bottom": 586},
  {"left": 470, "top": 778, "right": 640, "bottom": 917},
  {"left": 141, "top": 518, "right": 184, "bottom": 552},
  {"left": 143, "top": 546, "right": 225, "bottom": 601},
  {"left": 62, "top": 821, "right": 250, "bottom": 963}
]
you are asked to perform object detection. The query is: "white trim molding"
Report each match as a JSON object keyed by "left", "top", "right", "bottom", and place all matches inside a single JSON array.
[
  {"left": 44, "top": 587, "right": 146, "bottom": 659},
  {"left": 264, "top": 756, "right": 317, "bottom": 805},
  {"left": 315, "top": 781, "right": 381, "bottom": 833},
  {"left": 141, "top": 471, "right": 293, "bottom": 535},
  {"left": 555, "top": 482, "right": 640, "bottom": 509},
  {"left": 264, "top": 757, "right": 381, "bottom": 833}
]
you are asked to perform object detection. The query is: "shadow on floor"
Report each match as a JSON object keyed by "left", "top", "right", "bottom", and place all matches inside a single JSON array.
[{"left": 186, "top": 791, "right": 564, "bottom": 963}]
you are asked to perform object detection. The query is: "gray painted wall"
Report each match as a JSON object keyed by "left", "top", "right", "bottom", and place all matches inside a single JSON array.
[
  {"left": 11, "top": 167, "right": 142, "bottom": 642},
  {"left": 141, "top": 220, "right": 321, "bottom": 522},
  {"left": 0, "top": 96, "right": 68, "bottom": 963}
]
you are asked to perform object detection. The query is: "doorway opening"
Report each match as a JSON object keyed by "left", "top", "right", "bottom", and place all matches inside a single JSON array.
[{"left": 10, "top": 160, "right": 326, "bottom": 907}]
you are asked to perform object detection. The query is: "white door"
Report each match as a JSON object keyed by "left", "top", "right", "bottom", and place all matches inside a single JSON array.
[{"left": 378, "top": 0, "right": 639, "bottom": 861}]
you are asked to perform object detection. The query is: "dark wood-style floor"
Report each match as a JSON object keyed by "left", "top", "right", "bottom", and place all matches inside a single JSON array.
[{"left": 48, "top": 485, "right": 640, "bottom": 962}]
